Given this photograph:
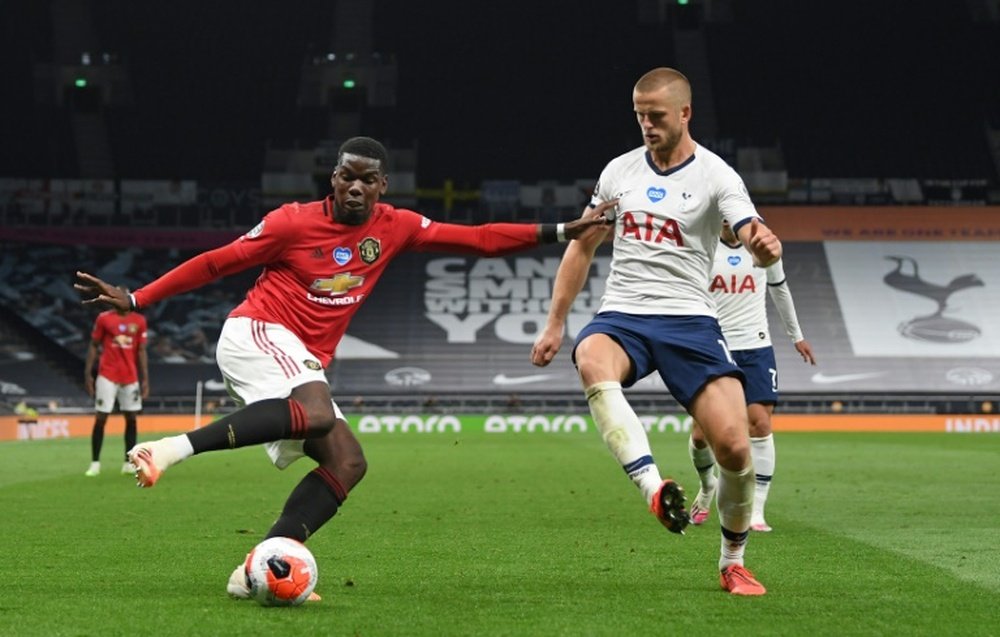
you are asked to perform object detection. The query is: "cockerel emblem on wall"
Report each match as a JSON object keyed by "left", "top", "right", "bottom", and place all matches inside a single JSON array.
[{"left": 883, "top": 256, "right": 984, "bottom": 343}]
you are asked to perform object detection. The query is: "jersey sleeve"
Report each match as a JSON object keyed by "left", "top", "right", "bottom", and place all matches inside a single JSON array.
[
  {"left": 715, "top": 165, "right": 760, "bottom": 232},
  {"left": 133, "top": 206, "right": 297, "bottom": 308},
  {"left": 765, "top": 258, "right": 787, "bottom": 285},
  {"left": 403, "top": 210, "right": 539, "bottom": 256},
  {"left": 137, "top": 315, "right": 148, "bottom": 345},
  {"left": 766, "top": 260, "right": 805, "bottom": 343},
  {"left": 589, "top": 164, "right": 616, "bottom": 207}
]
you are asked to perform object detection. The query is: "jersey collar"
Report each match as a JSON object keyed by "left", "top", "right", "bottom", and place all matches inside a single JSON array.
[{"left": 645, "top": 150, "right": 696, "bottom": 176}]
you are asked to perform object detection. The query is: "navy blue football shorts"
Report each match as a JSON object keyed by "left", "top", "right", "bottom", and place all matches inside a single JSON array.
[
  {"left": 732, "top": 346, "right": 778, "bottom": 405},
  {"left": 573, "top": 311, "right": 744, "bottom": 410}
]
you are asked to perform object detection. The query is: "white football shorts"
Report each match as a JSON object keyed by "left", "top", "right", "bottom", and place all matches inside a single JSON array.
[
  {"left": 215, "top": 316, "right": 344, "bottom": 469},
  {"left": 94, "top": 375, "right": 142, "bottom": 413}
]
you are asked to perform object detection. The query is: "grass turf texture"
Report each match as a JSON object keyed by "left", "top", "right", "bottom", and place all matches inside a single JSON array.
[{"left": 1, "top": 431, "right": 998, "bottom": 636}]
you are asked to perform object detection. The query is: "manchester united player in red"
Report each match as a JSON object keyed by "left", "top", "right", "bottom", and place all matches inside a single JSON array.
[
  {"left": 76, "top": 136, "right": 614, "bottom": 600},
  {"left": 83, "top": 296, "right": 149, "bottom": 477}
]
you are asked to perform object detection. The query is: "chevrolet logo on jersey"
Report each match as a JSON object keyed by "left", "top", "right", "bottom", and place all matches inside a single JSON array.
[{"left": 310, "top": 273, "right": 365, "bottom": 296}]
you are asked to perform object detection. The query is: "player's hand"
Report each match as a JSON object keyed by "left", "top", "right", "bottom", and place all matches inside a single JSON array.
[
  {"left": 84, "top": 375, "right": 95, "bottom": 397},
  {"left": 531, "top": 322, "right": 565, "bottom": 367},
  {"left": 75, "top": 272, "right": 130, "bottom": 311},
  {"left": 747, "top": 218, "right": 781, "bottom": 267},
  {"left": 794, "top": 339, "right": 817, "bottom": 365},
  {"left": 141, "top": 380, "right": 150, "bottom": 399},
  {"left": 562, "top": 199, "right": 618, "bottom": 241}
]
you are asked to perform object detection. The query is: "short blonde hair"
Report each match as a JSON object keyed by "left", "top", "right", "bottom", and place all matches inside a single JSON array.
[{"left": 634, "top": 67, "right": 692, "bottom": 105}]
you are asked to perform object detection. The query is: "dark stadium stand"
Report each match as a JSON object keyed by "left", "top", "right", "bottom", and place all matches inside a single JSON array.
[{"left": 704, "top": 2, "right": 997, "bottom": 180}]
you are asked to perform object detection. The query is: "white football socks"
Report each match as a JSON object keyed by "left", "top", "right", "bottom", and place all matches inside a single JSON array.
[
  {"left": 586, "top": 381, "right": 663, "bottom": 504},
  {"left": 750, "top": 434, "right": 775, "bottom": 521},
  {"left": 688, "top": 434, "right": 718, "bottom": 493},
  {"left": 717, "top": 463, "right": 754, "bottom": 569},
  {"left": 169, "top": 434, "right": 195, "bottom": 462}
]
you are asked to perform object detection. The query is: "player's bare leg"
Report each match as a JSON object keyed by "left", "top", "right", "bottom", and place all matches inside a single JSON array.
[
  {"left": 688, "top": 422, "right": 718, "bottom": 525},
  {"left": 691, "top": 376, "right": 765, "bottom": 595},
  {"left": 576, "top": 334, "right": 688, "bottom": 533},
  {"left": 748, "top": 403, "right": 775, "bottom": 532}
]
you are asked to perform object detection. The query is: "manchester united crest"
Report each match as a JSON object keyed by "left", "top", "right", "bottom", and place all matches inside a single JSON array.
[{"left": 359, "top": 237, "right": 381, "bottom": 264}]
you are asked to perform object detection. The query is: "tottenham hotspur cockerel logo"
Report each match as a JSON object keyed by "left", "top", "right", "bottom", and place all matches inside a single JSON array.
[{"left": 883, "top": 256, "right": 984, "bottom": 343}]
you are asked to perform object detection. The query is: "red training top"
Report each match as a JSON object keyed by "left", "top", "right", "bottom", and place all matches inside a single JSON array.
[
  {"left": 133, "top": 199, "right": 540, "bottom": 367},
  {"left": 92, "top": 310, "right": 148, "bottom": 384}
]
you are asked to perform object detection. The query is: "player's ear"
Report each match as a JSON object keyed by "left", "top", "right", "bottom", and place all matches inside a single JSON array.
[
  {"left": 681, "top": 103, "right": 692, "bottom": 125},
  {"left": 379, "top": 175, "right": 388, "bottom": 195}
]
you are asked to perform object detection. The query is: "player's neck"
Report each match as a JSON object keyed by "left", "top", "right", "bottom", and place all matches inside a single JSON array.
[{"left": 649, "top": 137, "right": 696, "bottom": 172}]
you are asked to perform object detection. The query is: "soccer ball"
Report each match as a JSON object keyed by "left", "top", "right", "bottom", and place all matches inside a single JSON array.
[{"left": 244, "top": 537, "right": 318, "bottom": 606}]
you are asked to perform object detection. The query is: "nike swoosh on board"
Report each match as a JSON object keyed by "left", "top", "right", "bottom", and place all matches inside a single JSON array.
[
  {"left": 492, "top": 373, "right": 555, "bottom": 386},
  {"left": 203, "top": 379, "right": 228, "bottom": 391},
  {"left": 810, "top": 372, "right": 887, "bottom": 385}
]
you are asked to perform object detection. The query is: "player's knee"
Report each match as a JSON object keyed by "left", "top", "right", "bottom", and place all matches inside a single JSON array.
[
  {"left": 712, "top": 435, "right": 750, "bottom": 470},
  {"left": 302, "top": 403, "right": 338, "bottom": 436},
  {"left": 748, "top": 416, "right": 771, "bottom": 438},
  {"left": 341, "top": 447, "right": 367, "bottom": 483}
]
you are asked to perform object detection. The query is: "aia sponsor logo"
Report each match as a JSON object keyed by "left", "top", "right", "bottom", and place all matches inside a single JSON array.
[
  {"left": 709, "top": 274, "right": 756, "bottom": 294},
  {"left": 619, "top": 211, "right": 684, "bottom": 246}
]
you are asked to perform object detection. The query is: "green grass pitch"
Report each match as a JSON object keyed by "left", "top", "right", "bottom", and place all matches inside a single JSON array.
[{"left": 1, "top": 430, "right": 998, "bottom": 636}]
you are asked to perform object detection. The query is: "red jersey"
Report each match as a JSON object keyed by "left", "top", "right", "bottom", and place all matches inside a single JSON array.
[
  {"left": 92, "top": 310, "right": 148, "bottom": 384},
  {"left": 133, "top": 199, "right": 540, "bottom": 367}
]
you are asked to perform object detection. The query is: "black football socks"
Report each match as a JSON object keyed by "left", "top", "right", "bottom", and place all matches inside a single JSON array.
[
  {"left": 265, "top": 468, "right": 347, "bottom": 542},
  {"left": 186, "top": 398, "right": 309, "bottom": 453}
]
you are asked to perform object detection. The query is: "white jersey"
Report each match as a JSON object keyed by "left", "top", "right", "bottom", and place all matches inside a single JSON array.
[
  {"left": 710, "top": 241, "right": 805, "bottom": 350},
  {"left": 593, "top": 144, "right": 759, "bottom": 316}
]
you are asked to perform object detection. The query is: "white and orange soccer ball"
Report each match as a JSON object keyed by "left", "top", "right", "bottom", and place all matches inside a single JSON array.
[{"left": 244, "top": 537, "right": 318, "bottom": 606}]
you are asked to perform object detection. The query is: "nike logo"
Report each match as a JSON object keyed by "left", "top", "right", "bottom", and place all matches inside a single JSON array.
[
  {"left": 811, "top": 372, "right": 887, "bottom": 385},
  {"left": 492, "top": 373, "right": 555, "bottom": 386},
  {"left": 203, "top": 379, "right": 227, "bottom": 391}
]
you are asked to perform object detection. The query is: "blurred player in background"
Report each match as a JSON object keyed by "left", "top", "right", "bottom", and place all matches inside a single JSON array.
[
  {"left": 531, "top": 68, "right": 780, "bottom": 596},
  {"left": 76, "top": 136, "right": 613, "bottom": 600},
  {"left": 687, "top": 220, "right": 816, "bottom": 532},
  {"left": 83, "top": 291, "right": 149, "bottom": 476}
]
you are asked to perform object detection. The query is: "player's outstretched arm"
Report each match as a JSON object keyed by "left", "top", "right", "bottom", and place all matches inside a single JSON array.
[
  {"left": 550, "top": 200, "right": 618, "bottom": 243},
  {"left": 78, "top": 242, "right": 263, "bottom": 312},
  {"left": 414, "top": 200, "right": 617, "bottom": 256},
  {"left": 531, "top": 206, "right": 609, "bottom": 367},
  {"left": 75, "top": 272, "right": 131, "bottom": 311},
  {"left": 738, "top": 218, "right": 781, "bottom": 267}
]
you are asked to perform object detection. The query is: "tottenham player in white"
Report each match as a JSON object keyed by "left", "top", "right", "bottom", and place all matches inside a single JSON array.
[
  {"left": 531, "top": 68, "right": 781, "bottom": 596},
  {"left": 688, "top": 220, "right": 816, "bottom": 532}
]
